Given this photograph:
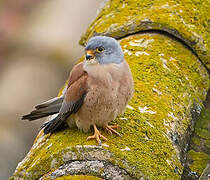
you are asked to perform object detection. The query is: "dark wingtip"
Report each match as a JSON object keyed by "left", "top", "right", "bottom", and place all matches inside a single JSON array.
[
  {"left": 43, "top": 122, "right": 53, "bottom": 134},
  {"left": 21, "top": 114, "right": 30, "bottom": 120},
  {"left": 35, "top": 104, "right": 47, "bottom": 109},
  {"left": 43, "top": 128, "right": 50, "bottom": 134},
  {"left": 21, "top": 113, "right": 38, "bottom": 121},
  {"left": 40, "top": 122, "right": 48, "bottom": 134},
  {"left": 21, "top": 114, "right": 39, "bottom": 121}
]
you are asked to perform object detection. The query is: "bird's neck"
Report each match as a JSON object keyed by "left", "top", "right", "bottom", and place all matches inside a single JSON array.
[{"left": 83, "top": 62, "right": 125, "bottom": 87}]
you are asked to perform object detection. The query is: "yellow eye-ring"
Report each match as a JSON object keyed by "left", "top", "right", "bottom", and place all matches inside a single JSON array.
[{"left": 96, "top": 46, "right": 104, "bottom": 53}]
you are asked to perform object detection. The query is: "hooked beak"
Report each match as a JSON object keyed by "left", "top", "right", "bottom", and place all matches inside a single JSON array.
[{"left": 85, "top": 50, "right": 95, "bottom": 60}]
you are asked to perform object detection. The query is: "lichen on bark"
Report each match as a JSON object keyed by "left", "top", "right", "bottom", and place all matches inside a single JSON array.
[
  {"left": 182, "top": 108, "right": 210, "bottom": 179},
  {"left": 80, "top": 0, "right": 210, "bottom": 70},
  {"left": 54, "top": 175, "right": 102, "bottom": 180}
]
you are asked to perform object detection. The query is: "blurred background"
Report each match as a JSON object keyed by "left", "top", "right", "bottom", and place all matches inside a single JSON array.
[{"left": 0, "top": 0, "right": 102, "bottom": 179}]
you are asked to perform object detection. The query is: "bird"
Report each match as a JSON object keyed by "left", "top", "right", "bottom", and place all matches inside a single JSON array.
[{"left": 22, "top": 36, "right": 134, "bottom": 144}]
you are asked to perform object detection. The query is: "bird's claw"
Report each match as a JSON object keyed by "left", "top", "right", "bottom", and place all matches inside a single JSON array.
[
  {"left": 103, "top": 125, "right": 122, "bottom": 137},
  {"left": 87, "top": 125, "right": 107, "bottom": 145}
]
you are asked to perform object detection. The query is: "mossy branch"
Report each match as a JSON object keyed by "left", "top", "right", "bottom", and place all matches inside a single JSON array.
[{"left": 11, "top": 1, "right": 209, "bottom": 180}]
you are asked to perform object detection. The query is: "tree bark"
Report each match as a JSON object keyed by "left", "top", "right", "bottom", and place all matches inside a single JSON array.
[{"left": 10, "top": 0, "right": 209, "bottom": 179}]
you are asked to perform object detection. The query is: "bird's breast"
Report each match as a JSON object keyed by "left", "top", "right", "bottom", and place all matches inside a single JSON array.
[{"left": 75, "top": 61, "right": 133, "bottom": 131}]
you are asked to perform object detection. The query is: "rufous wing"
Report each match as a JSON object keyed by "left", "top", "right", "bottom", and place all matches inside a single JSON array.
[{"left": 42, "top": 63, "right": 88, "bottom": 134}]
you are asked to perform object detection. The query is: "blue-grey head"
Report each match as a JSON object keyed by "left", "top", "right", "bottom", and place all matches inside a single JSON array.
[{"left": 85, "top": 36, "right": 124, "bottom": 64}]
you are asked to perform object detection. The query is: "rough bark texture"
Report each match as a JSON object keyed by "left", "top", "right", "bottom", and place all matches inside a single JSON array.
[
  {"left": 80, "top": 0, "right": 210, "bottom": 70},
  {"left": 10, "top": 0, "right": 209, "bottom": 179},
  {"left": 182, "top": 93, "right": 210, "bottom": 180}
]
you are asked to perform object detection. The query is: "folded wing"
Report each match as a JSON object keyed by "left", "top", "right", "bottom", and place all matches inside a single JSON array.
[{"left": 22, "top": 63, "right": 88, "bottom": 134}]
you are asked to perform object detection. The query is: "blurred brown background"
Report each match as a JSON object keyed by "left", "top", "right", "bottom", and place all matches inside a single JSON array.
[{"left": 0, "top": 0, "right": 102, "bottom": 179}]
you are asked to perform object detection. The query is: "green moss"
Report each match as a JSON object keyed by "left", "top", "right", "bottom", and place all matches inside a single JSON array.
[
  {"left": 11, "top": 34, "right": 209, "bottom": 180},
  {"left": 204, "top": 139, "right": 210, "bottom": 149},
  {"left": 185, "top": 108, "right": 210, "bottom": 177},
  {"left": 192, "top": 137, "right": 200, "bottom": 146},
  {"left": 80, "top": 0, "right": 209, "bottom": 70},
  {"left": 196, "top": 129, "right": 209, "bottom": 140},
  {"left": 194, "top": 108, "right": 210, "bottom": 140},
  {"left": 38, "top": 175, "right": 101, "bottom": 180},
  {"left": 188, "top": 150, "right": 210, "bottom": 176},
  {"left": 55, "top": 175, "right": 102, "bottom": 180},
  {"left": 190, "top": 108, "right": 210, "bottom": 151}
]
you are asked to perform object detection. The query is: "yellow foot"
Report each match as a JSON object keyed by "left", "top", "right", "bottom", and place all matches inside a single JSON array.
[
  {"left": 103, "top": 125, "right": 122, "bottom": 137},
  {"left": 87, "top": 124, "right": 107, "bottom": 145}
]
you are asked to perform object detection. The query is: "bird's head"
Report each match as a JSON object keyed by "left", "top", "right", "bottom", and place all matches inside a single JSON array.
[{"left": 84, "top": 36, "right": 124, "bottom": 65}]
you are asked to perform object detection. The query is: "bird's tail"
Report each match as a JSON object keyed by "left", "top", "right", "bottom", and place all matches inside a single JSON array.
[
  {"left": 41, "top": 113, "right": 69, "bottom": 134},
  {"left": 22, "top": 96, "right": 63, "bottom": 121}
]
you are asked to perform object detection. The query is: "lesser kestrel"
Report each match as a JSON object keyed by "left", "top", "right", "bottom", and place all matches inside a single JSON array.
[{"left": 22, "top": 36, "right": 134, "bottom": 144}]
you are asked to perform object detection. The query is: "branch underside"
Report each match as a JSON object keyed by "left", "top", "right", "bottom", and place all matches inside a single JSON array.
[{"left": 39, "top": 160, "right": 135, "bottom": 180}]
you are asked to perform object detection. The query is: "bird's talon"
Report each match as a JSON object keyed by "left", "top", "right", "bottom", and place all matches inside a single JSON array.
[
  {"left": 110, "top": 125, "right": 120, "bottom": 129},
  {"left": 87, "top": 125, "right": 107, "bottom": 144},
  {"left": 100, "top": 134, "right": 108, "bottom": 141},
  {"left": 104, "top": 128, "right": 112, "bottom": 135},
  {"left": 86, "top": 135, "right": 94, "bottom": 141},
  {"left": 103, "top": 125, "right": 121, "bottom": 137}
]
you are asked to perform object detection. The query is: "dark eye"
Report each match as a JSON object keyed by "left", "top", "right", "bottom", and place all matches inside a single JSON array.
[{"left": 96, "top": 46, "right": 104, "bottom": 52}]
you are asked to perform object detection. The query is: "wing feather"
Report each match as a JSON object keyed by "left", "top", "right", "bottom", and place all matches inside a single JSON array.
[
  {"left": 22, "top": 62, "right": 88, "bottom": 133},
  {"left": 35, "top": 96, "right": 64, "bottom": 109},
  {"left": 22, "top": 103, "right": 61, "bottom": 120},
  {"left": 42, "top": 63, "right": 88, "bottom": 134}
]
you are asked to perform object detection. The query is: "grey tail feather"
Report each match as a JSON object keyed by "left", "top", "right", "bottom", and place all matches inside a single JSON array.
[
  {"left": 35, "top": 96, "right": 64, "bottom": 109},
  {"left": 22, "top": 103, "right": 62, "bottom": 121}
]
